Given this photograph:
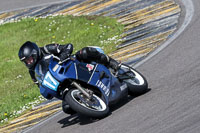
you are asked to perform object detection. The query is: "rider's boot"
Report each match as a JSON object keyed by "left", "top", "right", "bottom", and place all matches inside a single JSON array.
[{"left": 107, "top": 57, "right": 121, "bottom": 72}]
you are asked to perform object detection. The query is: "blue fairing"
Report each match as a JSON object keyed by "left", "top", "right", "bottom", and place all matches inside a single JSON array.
[
  {"left": 39, "top": 58, "right": 78, "bottom": 100},
  {"left": 49, "top": 59, "right": 77, "bottom": 82},
  {"left": 40, "top": 85, "right": 57, "bottom": 99},
  {"left": 88, "top": 64, "right": 112, "bottom": 102},
  {"left": 37, "top": 56, "right": 121, "bottom": 105}
]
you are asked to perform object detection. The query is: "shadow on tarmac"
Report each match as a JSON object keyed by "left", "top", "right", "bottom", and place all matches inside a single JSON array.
[{"left": 57, "top": 88, "right": 151, "bottom": 128}]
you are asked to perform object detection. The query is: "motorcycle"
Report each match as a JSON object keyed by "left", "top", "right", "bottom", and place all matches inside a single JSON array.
[{"left": 35, "top": 51, "right": 148, "bottom": 118}]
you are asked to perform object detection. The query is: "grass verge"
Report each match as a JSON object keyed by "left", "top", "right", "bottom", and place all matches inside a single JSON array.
[{"left": 0, "top": 15, "right": 124, "bottom": 125}]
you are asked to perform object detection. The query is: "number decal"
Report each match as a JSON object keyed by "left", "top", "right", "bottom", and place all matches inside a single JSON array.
[{"left": 42, "top": 71, "right": 59, "bottom": 91}]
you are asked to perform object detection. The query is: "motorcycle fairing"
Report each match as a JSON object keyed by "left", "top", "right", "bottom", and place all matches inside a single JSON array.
[
  {"left": 42, "top": 71, "right": 60, "bottom": 91},
  {"left": 40, "top": 85, "right": 60, "bottom": 99},
  {"left": 48, "top": 58, "right": 77, "bottom": 82},
  {"left": 39, "top": 57, "right": 124, "bottom": 104},
  {"left": 48, "top": 58, "right": 113, "bottom": 104},
  {"left": 76, "top": 62, "right": 96, "bottom": 83}
]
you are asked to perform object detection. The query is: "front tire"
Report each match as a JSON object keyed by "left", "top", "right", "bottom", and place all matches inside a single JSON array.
[
  {"left": 120, "top": 64, "right": 148, "bottom": 95},
  {"left": 62, "top": 100, "right": 76, "bottom": 115},
  {"left": 65, "top": 89, "right": 109, "bottom": 118}
]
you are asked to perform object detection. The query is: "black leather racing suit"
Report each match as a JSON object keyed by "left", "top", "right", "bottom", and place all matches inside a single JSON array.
[
  {"left": 29, "top": 43, "right": 73, "bottom": 85},
  {"left": 76, "top": 47, "right": 119, "bottom": 70},
  {"left": 29, "top": 44, "right": 119, "bottom": 86}
]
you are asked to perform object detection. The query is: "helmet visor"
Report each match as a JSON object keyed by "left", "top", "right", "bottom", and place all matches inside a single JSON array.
[{"left": 24, "top": 56, "right": 34, "bottom": 65}]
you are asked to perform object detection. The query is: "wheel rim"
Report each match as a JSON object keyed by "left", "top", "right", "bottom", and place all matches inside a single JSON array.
[
  {"left": 71, "top": 89, "right": 107, "bottom": 112},
  {"left": 121, "top": 65, "right": 145, "bottom": 86}
]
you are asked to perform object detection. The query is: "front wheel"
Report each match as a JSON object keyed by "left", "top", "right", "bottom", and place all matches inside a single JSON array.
[
  {"left": 65, "top": 89, "right": 109, "bottom": 118},
  {"left": 120, "top": 64, "right": 148, "bottom": 95},
  {"left": 62, "top": 100, "right": 76, "bottom": 115}
]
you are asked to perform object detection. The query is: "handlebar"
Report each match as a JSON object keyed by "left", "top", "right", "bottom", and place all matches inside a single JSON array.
[
  {"left": 58, "top": 55, "right": 75, "bottom": 65},
  {"left": 58, "top": 57, "right": 70, "bottom": 65}
]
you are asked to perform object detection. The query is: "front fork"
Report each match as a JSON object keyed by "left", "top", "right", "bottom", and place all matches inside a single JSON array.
[{"left": 71, "top": 81, "right": 93, "bottom": 100}]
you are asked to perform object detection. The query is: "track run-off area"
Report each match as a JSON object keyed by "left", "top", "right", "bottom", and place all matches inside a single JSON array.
[{"left": 1, "top": 0, "right": 200, "bottom": 133}]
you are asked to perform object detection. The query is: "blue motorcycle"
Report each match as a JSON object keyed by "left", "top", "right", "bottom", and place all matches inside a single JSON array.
[{"left": 35, "top": 52, "right": 148, "bottom": 118}]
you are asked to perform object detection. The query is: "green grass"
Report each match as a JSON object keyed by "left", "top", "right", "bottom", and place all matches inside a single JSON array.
[{"left": 0, "top": 15, "right": 124, "bottom": 125}]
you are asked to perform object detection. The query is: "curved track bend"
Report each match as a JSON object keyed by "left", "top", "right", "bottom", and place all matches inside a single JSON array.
[{"left": 1, "top": 0, "right": 200, "bottom": 133}]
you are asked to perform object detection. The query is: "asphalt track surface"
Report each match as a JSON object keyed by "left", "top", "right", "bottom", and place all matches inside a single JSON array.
[
  {"left": 1, "top": 0, "right": 200, "bottom": 133},
  {"left": 0, "top": 0, "right": 71, "bottom": 13}
]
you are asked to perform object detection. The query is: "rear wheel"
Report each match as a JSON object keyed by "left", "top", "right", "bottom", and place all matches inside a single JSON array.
[
  {"left": 65, "top": 89, "right": 109, "bottom": 118},
  {"left": 120, "top": 64, "right": 148, "bottom": 95}
]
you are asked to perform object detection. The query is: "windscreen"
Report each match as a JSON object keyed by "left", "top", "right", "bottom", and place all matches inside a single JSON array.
[{"left": 34, "top": 59, "right": 49, "bottom": 84}]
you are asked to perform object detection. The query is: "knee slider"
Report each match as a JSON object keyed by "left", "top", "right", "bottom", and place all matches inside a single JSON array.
[
  {"left": 100, "top": 54, "right": 110, "bottom": 64},
  {"left": 79, "top": 47, "right": 88, "bottom": 60}
]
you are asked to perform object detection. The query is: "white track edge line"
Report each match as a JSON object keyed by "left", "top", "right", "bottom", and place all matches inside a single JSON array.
[{"left": 133, "top": 0, "right": 194, "bottom": 68}]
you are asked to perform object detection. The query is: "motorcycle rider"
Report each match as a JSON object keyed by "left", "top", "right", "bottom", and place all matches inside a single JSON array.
[{"left": 18, "top": 41, "right": 120, "bottom": 114}]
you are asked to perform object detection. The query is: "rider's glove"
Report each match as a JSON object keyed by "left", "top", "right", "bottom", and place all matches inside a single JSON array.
[{"left": 59, "top": 52, "right": 70, "bottom": 62}]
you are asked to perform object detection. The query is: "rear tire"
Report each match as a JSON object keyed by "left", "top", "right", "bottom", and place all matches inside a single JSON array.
[
  {"left": 65, "top": 89, "right": 109, "bottom": 118},
  {"left": 120, "top": 64, "right": 148, "bottom": 95}
]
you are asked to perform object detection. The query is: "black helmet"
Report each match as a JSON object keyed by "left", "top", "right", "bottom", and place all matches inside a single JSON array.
[{"left": 18, "top": 41, "right": 41, "bottom": 69}]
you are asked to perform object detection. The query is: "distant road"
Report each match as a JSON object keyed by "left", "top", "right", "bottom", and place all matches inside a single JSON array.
[{"left": 0, "top": 0, "right": 69, "bottom": 13}]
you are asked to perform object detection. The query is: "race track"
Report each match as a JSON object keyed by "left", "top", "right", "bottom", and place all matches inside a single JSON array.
[
  {"left": 0, "top": 0, "right": 69, "bottom": 13},
  {"left": 1, "top": 0, "right": 200, "bottom": 133}
]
